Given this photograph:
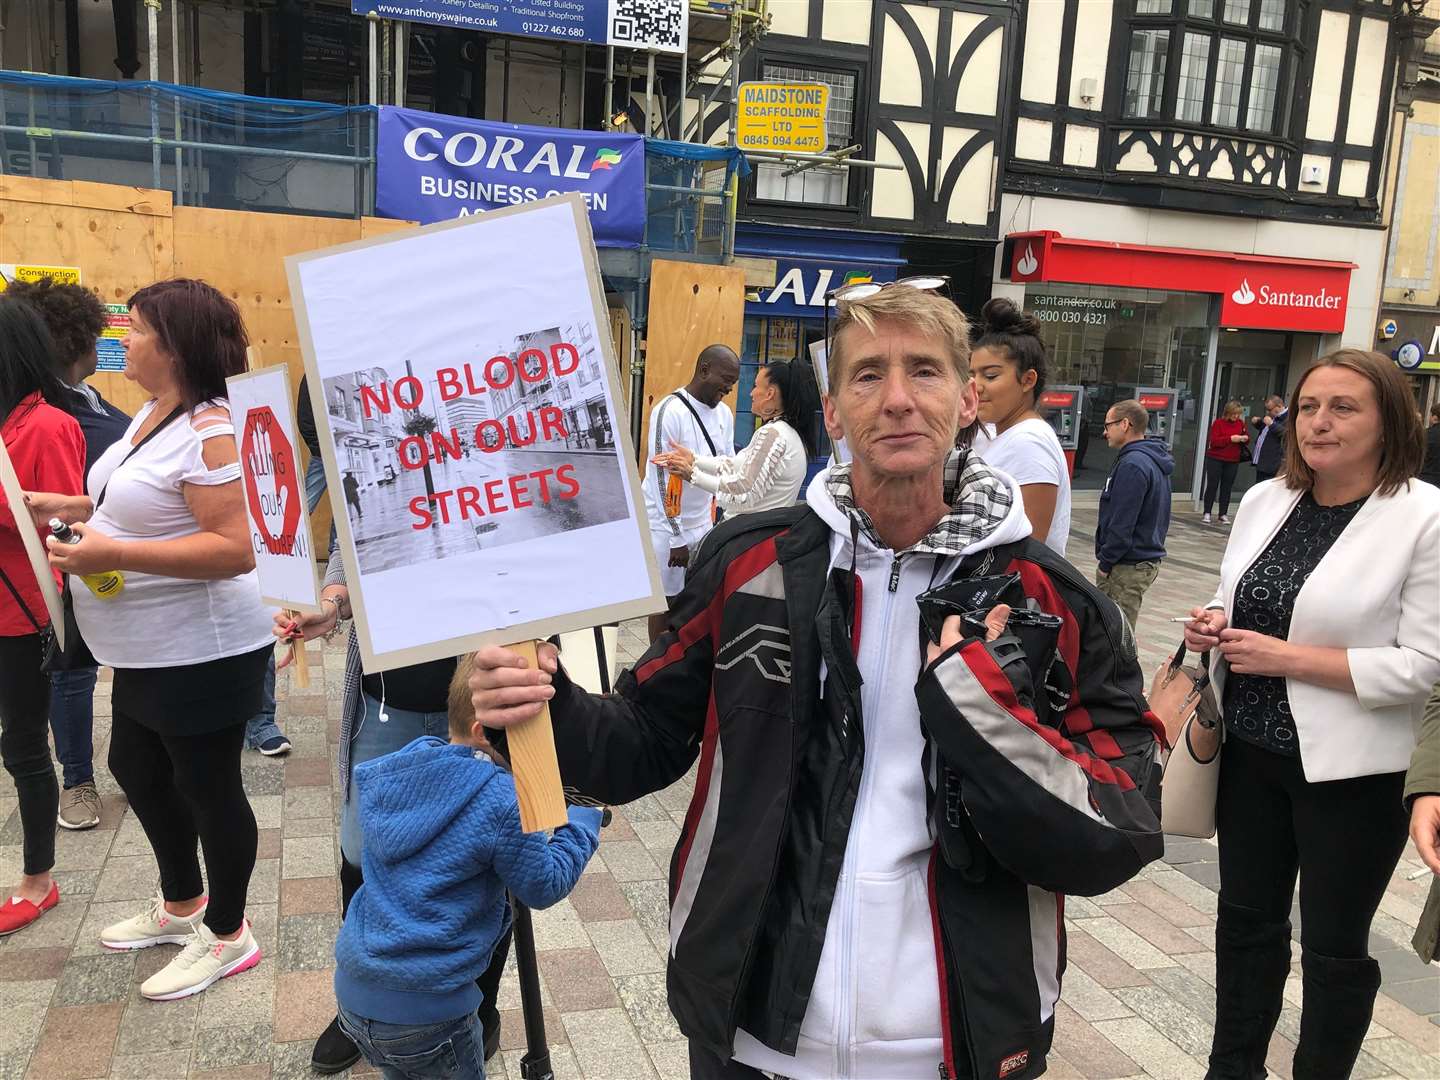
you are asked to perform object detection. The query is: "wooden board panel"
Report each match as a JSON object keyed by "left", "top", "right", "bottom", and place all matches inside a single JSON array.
[
  {"left": 641, "top": 259, "right": 745, "bottom": 456},
  {"left": 0, "top": 178, "right": 175, "bottom": 416}
]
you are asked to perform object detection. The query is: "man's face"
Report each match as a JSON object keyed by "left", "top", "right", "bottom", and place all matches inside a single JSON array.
[
  {"left": 1102, "top": 410, "right": 1130, "bottom": 448},
  {"left": 695, "top": 354, "right": 739, "bottom": 407},
  {"left": 823, "top": 320, "right": 973, "bottom": 482},
  {"left": 1267, "top": 399, "right": 1284, "bottom": 418}
]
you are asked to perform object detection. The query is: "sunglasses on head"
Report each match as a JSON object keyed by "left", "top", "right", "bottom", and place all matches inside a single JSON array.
[{"left": 822, "top": 274, "right": 954, "bottom": 362}]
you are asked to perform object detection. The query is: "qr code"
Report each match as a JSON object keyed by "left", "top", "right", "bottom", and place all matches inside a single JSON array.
[{"left": 609, "top": 0, "right": 686, "bottom": 52}]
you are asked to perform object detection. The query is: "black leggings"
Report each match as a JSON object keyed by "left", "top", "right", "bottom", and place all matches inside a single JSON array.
[
  {"left": 1202, "top": 458, "right": 1240, "bottom": 516},
  {"left": 108, "top": 708, "right": 257, "bottom": 936},
  {"left": 0, "top": 634, "right": 57, "bottom": 876},
  {"left": 1216, "top": 737, "right": 1407, "bottom": 958}
]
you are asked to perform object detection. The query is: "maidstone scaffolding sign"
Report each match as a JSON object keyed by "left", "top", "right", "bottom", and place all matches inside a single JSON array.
[{"left": 735, "top": 82, "right": 829, "bottom": 154}]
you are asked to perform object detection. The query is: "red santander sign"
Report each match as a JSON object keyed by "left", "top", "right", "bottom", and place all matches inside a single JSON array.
[{"left": 1008, "top": 231, "right": 1353, "bottom": 334}]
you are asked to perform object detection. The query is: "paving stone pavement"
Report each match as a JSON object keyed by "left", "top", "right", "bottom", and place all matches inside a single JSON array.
[{"left": 1, "top": 505, "right": 1436, "bottom": 1079}]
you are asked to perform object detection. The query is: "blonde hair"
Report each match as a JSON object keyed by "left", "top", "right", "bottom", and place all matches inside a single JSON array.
[
  {"left": 827, "top": 287, "right": 971, "bottom": 395},
  {"left": 448, "top": 654, "right": 476, "bottom": 740},
  {"left": 1223, "top": 400, "right": 1243, "bottom": 419}
]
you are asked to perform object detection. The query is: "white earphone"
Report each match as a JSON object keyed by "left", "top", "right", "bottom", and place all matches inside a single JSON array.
[{"left": 377, "top": 671, "right": 389, "bottom": 723}]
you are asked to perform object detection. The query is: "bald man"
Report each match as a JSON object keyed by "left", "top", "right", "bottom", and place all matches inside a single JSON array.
[{"left": 642, "top": 344, "right": 738, "bottom": 641}]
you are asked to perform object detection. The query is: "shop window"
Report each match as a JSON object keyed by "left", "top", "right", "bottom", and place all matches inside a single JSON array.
[
  {"left": 1120, "top": 0, "right": 1300, "bottom": 137},
  {"left": 752, "top": 63, "right": 860, "bottom": 208}
]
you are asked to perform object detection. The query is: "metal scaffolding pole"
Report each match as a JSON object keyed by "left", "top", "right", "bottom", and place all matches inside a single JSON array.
[
  {"left": 146, "top": 0, "right": 160, "bottom": 188},
  {"left": 603, "top": 45, "right": 614, "bottom": 126},
  {"left": 367, "top": 14, "right": 379, "bottom": 105},
  {"left": 393, "top": 20, "right": 406, "bottom": 108},
  {"left": 171, "top": 0, "right": 182, "bottom": 204},
  {"left": 644, "top": 50, "right": 654, "bottom": 135}
]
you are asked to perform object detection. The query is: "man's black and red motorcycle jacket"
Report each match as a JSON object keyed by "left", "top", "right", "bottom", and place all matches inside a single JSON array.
[{"left": 542, "top": 505, "right": 1165, "bottom": 1080}]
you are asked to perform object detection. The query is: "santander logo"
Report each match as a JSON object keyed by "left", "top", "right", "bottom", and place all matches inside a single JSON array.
[
  {"left": 1016, "top": 243, "right": 1039, "bottom": 276},
  {"left": 1228, "top": 277, "right": 1342, "bottom": 313}
]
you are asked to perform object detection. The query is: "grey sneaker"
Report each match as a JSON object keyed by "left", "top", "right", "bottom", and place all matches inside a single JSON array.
[{"left": 57, "top": 781, "right": 102, "bottom": 830}]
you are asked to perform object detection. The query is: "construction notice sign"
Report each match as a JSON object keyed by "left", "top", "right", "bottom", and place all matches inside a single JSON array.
[
  {"left": 735, "top": 82, "right": 829, "bottom": 153},
  {"left": 226, "top": 365, "right": 322, "bottom": 614},
  {"left": 0, "top": 263, "right": 81, "bottom": 288},
  {"left": 288, "top": 193, "right": 664, "bottom": 674}
]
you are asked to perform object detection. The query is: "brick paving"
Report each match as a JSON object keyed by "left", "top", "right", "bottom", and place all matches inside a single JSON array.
[{"left": 0, "top": 506, "right": 1436, "bottom": 1079}]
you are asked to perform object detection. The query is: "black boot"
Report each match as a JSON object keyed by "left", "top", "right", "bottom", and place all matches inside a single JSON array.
[
  {"left": 313, "top": 859, "right": 364, "bottom": 1075},
  {"left": 1292, "top": 950, "right": 1382, "bottom": 1080},
  {"left": 1206, "top": 900, "right": 1292, "bottom": 1080}
]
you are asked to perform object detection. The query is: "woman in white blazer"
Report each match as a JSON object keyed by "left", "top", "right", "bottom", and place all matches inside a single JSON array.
[{"left": 1184, "top": 349, "right": 1440, "bottom": 1080}]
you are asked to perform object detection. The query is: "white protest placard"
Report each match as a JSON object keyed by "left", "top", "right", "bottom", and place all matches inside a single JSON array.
[
  {"left": 809, "top": 339, "right": 849, "bottom": 464},
  {"left": 0, "top": 438, "right": 65, "bottom": 648},
  {"left": 225, "top": 364, "right": 323, "bottom": 614},
  {"left": 287, "top": 193, "right": 666, "bottom": 675}
]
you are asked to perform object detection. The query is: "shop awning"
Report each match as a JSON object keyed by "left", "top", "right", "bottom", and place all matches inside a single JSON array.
[{"left": 1005, "top": 230, "right": 1356, "bottom": 335}]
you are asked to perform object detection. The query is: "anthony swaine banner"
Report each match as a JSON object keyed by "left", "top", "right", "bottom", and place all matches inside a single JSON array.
[{"left": 287, "top": 193, "right": 664, "bottom": 674}]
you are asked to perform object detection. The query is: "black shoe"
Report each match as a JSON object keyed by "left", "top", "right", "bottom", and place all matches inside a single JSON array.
[
  {"left": 1206, "top": 900, "right": 1291, "bottom": 1080},
  {"left": 1292, "top": 950, "right": 1382, "bottom": 1080},
  {"left": 311, "top": 1015, "right": 362, "bottom": 1075}
]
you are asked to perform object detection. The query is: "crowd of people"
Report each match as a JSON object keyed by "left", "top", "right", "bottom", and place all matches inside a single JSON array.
[{"left": 0, "top": 273, "right": 1437, "bottom": 1080}]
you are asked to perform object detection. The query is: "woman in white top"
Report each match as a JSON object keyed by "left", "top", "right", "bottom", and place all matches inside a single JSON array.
[
  {"left": 970, "top": 298, "right": 1072, "bottom": 555},
  {"left": 32, "top": 279, "right": 272, "bottom": 1001},
  {"left": 1183, "top": 349, "right": 1440, "bottom": 1079},
  {"left": 652, "top": 359, "right": 816, "bottom": 517}
]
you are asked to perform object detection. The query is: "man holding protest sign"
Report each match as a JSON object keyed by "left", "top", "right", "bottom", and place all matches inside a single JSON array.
[
  {"left": 470, "top": 286, "right": 1164, "bottom": 1080},
  {"left": 641, "top": 345, "right": 737, "bottom": 642}
]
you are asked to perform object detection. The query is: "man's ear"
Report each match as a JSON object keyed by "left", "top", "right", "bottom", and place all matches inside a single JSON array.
[
  {"left": 956, "top": 377, "right": 979, "bottom": 431},
  {"left": 822, "top": 393, "right": 845, "bottom": 443}
]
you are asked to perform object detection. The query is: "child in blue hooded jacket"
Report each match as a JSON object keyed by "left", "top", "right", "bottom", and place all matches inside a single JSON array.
[{"left": 333, "top": 656, "right": 602, "bottom": 1080}]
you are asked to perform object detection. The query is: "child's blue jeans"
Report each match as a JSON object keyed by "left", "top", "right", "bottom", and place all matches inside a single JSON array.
[{"left": 336, "top": 1005, "right": 485, "bottom": 1080}]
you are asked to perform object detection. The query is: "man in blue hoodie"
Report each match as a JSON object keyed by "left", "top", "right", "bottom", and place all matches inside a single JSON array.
[
  {"left": 332, "top": 658, "right": 602, "bottom": 1080},
  {"left": 1095, "top": 398, "right": 1173, "bottom": 632}
]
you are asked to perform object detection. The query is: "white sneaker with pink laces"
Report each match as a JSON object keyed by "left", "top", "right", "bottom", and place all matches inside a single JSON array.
[
  {"left": 140, "top": 920, "right": 261, "bottom": 1001},
  {"left": 100, "top": 893, "right": 207, "bottom": 950}
]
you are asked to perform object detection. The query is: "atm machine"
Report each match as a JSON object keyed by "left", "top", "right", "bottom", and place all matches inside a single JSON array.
[
  {"left": 1039, "top": 385, "right": 1085, "bottom": 476},
  {"left": 1135, "top": 387, "right": 1179, "bottom": 447}
]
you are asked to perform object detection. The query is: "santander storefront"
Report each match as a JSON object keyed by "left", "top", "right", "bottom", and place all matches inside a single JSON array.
[{"left": 1001, "top": 230, "right": 1356, "bottom": 497}]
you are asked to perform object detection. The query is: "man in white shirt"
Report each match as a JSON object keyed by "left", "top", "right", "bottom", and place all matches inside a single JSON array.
[{"left": 642, "top": 344, "right": 738, "bottom": 641}]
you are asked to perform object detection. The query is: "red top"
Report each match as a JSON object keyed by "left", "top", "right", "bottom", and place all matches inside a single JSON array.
[
  {"left": 0, "top": 393, "right": 86, "bottom": 637},
  {"left": 1206, "top": 416, "right": 1247, "bottom": 463}
]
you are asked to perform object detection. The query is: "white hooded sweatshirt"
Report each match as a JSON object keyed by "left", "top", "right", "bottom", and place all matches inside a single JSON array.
[{"left": 732, "top": 458, "right": 1032, "bottom": 1079}]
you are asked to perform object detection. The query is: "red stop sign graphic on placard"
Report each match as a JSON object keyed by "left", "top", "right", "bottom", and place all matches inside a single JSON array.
[{"left": 241, "top": 406, "right": 303, "bottom": 557}]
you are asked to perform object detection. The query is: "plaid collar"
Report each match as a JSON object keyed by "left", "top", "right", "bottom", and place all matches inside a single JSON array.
[{"left": 826, "top": 450, "right": 1015, "bottom": 557}]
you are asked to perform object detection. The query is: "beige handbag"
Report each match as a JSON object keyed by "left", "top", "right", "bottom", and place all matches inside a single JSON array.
[{"left": 1148, "top": 643, "right": 1223, "bottom": 839}]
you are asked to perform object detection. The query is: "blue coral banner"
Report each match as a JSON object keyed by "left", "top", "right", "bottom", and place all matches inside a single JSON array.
[{"left": 376, "top": 106, "right": 645, "bottom": 248}]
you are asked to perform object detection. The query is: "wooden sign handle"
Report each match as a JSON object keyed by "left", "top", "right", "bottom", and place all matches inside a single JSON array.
[
  {"left": 286, "top": 610, "right": 311, "bottom": 689},
  {"left": 505, "top": 639, "right": 569, "bottom": 833}
]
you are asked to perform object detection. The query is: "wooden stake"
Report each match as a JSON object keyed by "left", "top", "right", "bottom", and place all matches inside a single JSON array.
[
  {"left": 504, "top": 639, "right": 569, "bottom": 833},
  {"left": 286, "top": 610, "right": 311, "bottom": 689}
]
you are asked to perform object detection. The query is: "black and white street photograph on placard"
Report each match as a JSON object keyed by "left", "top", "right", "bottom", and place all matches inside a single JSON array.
[{"left": 323, "top": 319, "right": 626, "bottom": 576}]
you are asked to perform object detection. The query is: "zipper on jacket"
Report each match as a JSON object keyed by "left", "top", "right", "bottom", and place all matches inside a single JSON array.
[{"left": 837, "top": 550, "right": 901, "bottom": 1077}]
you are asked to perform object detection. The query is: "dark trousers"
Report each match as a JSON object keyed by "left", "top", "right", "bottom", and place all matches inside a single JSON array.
[
  {"left": 49, "top": 666, "right": 98, "bottom": 788},
  {"left": 689, "top": 1044, "right": 769, "bottom": 1079},
  {"left": 107, "top": 708, "right": 257, "bottom": 936},
  {"left": 1209, "top": 738, "right": 1406, "bottom": 1078},
  {"left": 0, "top": 634, "right": 58, "bottom": 876},
  {"left": 1202, "top": 458, "right": 1240, "bottom": 516}
]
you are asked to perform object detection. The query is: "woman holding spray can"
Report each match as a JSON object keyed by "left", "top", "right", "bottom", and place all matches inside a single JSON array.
[{"left": 28, "top": 279, "right": 273, "bottom": 999}]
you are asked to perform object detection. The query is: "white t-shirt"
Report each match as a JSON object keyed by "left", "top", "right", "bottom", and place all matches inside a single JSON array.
[
  {"left": 974, "top": 417, "right": 1072, "bottom": 555},
  {"left": 75, "top": 399, "right": 274, "bottom": 669},
  {"left": 642, "top": 388, "right": 735, "bottom": 546}
]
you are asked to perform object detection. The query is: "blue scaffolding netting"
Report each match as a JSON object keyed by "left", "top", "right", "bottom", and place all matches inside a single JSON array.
[{"left": 0, "top": 71, "right": 376, "bottom": 218}]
